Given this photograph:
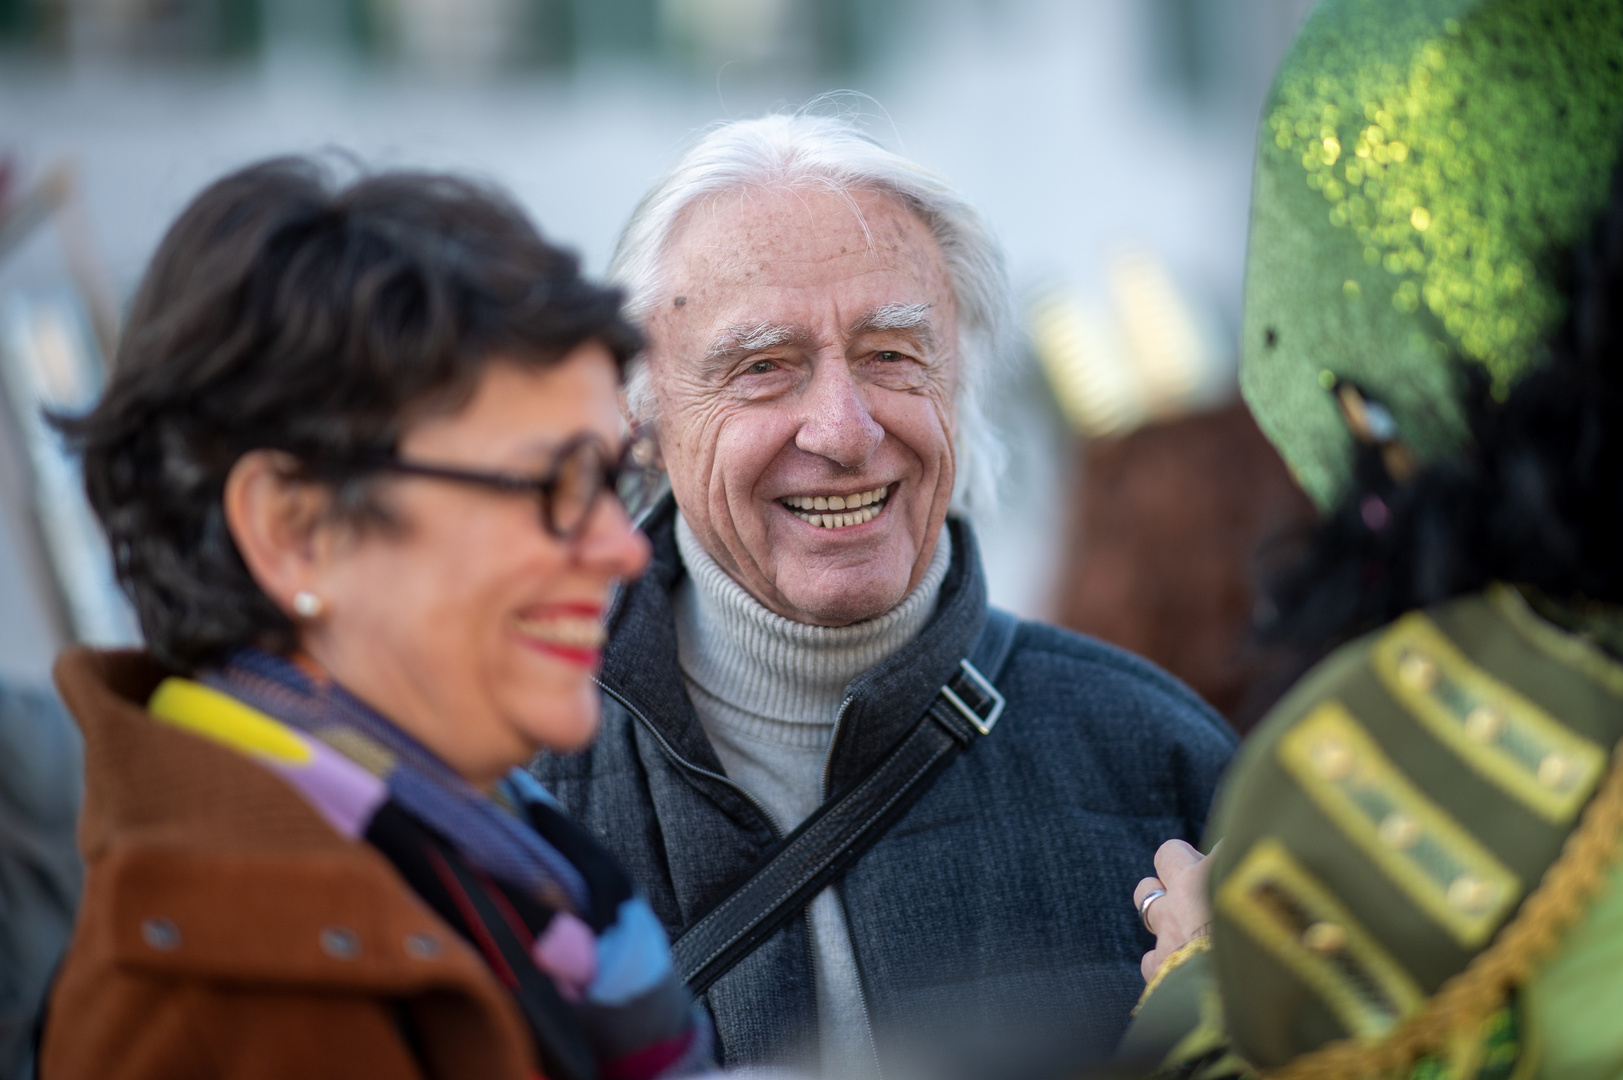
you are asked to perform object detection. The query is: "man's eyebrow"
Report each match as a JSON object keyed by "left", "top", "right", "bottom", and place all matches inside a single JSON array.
[
  {"left": 848, "top": 303, "right": 936, "bottom": 350},
  {"left": 702, "top": 323, "right": 815, "bottom": 368}
]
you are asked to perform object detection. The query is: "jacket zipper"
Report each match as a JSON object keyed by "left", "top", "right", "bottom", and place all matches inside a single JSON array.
[
  {"left": 803, "top": 904, "right": 822, "bottom": 1066},
  {"left": 819, "top": 694, "right": 882, "bottom": 1079},
  {"left": 849, "top": 936, "right": 882, "bottom": 1079},
  {"left": 595, "top": 678, "right": 783, "bottom": 838},
  {"left": 603, "top": 678, "right": 880, "bottom": 1073},
  {"left": 820, "top": 694, "right": 856, "bottom": 798}
]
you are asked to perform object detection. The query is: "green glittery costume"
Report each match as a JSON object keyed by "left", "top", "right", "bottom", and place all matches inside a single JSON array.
[
  {"left": 1115, "top": 2, "right": 1623, "bottom": 1078},
  {"left": 1241, "top": 0, "right": 1623, "bottom": 511}
]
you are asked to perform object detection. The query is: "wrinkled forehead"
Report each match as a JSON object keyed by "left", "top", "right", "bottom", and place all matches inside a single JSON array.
[{"left": 656, "top": 183, "right": 957, "bottom": 321}]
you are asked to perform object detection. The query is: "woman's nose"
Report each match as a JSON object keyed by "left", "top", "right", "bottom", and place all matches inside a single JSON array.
[
  {"left": 793, "top": 363, "right": 884, "bottom": 468},
  {"left": 574, "top": 493, "right": 652, "bottom": 580}
]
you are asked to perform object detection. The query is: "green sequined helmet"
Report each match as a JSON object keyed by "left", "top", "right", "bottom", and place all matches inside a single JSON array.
[{"left": 1240, "top": 0, "right": 1623, "bottom": 511}]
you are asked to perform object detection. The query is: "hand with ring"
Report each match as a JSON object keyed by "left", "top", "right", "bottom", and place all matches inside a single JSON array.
[{"left": 1132, "top": 839, "right": 1219, "bottom": 983}]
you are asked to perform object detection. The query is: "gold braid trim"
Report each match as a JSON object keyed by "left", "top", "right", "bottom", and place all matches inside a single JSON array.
[
  {"left": 1260, "top": 740, "right": 1623, "bottom": 1080},
  {"left": 1134, "top": 934, "right": 1213, "bottom": 1015}
]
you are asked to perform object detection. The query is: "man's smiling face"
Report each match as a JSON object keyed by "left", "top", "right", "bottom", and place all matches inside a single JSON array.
[{"left": 645, "top": 184, "right": 960, "bottom": 626}]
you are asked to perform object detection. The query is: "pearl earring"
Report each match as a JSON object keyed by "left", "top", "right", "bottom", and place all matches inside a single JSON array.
[{"left": 292, "top": 590, "right": 324, "bottom": 618}]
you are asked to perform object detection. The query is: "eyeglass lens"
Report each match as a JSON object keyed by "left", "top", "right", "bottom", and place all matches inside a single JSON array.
[{"left": 546, "top": 440, "right": 609, "bottom": 537}]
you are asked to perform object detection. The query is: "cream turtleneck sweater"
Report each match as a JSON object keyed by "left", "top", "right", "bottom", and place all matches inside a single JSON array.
[{"left": 673, "top": 513, "right": 952, "bottom": 1076}]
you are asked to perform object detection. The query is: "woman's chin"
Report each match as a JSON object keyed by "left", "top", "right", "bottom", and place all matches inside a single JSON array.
[
  {"left": 534, "top": 714, "right": 601, "bottom": 755},
  {"left": 509, "top": 683, "right": 602, "bottom": 757}
]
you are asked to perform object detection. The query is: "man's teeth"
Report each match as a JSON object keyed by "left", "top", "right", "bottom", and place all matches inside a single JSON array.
[
  {"left": 514, "top": 615, "right": 606, "bottom": 649},
  {"left": 781, "top": 485, "right": 890, "bottom": 529}
]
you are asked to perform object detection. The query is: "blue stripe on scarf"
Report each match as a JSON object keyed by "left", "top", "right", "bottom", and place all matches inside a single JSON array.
[{"left": 590, "top": 898, "right": 677, "bottom": 1006}]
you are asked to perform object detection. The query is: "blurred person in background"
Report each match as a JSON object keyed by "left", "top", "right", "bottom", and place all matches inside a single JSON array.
[
  {"left": 42, "top": 158, "right": 714, "bottom": 1080},
  {"left": 529, "top": 114, "right": 1238, "bottom": 1079},
  {"left": 1119, "top": 0, "right": 1623, "bottom": 1076},
  {"left": 0, "top": 682, "right": 80, "bottom": 1080}
]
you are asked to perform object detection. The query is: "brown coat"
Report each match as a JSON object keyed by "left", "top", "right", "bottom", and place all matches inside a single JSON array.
[{"left": 43, "top": 648, "right": 540, "bottom": 1080}]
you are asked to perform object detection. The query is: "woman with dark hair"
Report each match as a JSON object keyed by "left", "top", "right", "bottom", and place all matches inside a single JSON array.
[
  {"left": 42, "top": 158, "right": 712, "bottom": 1080},
  {"left": 1118, "top": 0, "right": 1623, "bottom": 1076}
]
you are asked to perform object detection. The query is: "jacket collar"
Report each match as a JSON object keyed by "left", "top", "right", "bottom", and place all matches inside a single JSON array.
[
  {"left": 599, "top": 494, "right": 989, "bottom": 801},
  {"left": 55, "top": 648, "right": 352, "bottom": 860},
  {"left": 53, "top": 647, "right": 534, "bottom": 1066}
]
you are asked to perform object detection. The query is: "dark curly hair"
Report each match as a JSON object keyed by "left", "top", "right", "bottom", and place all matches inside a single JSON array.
[
  {"left": 1256, "top": 148, "right": 1623, "bottom": 670},
  {"left": 57, "top": 156, "right": 642, "bottom": 672}
]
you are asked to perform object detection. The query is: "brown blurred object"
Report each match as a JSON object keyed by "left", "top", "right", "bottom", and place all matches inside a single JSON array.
[{"left": 1056, "top": 401, "right": 1316, "bottom": 730}]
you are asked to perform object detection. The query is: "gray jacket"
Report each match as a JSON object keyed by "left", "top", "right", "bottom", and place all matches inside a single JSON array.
[{"left": 531, "top": 499, "right": 1236, "bottom": 1077}]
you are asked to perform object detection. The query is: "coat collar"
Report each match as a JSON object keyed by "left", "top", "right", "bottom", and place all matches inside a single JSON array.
[
  {"left": 55, "top": 648, "right": 350, "bottom": 861},
  {"left": 599, "top": 494, "right": 989, "bottom": 803},
  {"left": 52, "top": 648, "right": 531, "bottom": 1044}
]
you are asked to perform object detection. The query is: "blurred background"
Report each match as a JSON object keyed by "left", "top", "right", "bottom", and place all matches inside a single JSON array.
[{"left": 0, "top": 0, "right": 1318, "bottom": 718}]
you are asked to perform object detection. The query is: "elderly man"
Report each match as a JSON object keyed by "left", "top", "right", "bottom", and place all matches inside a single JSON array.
[{"left": 532, "top": 114, "right": 1236, "bottom": 1077}]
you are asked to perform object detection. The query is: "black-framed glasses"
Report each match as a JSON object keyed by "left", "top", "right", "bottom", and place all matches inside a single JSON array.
[{"left": 340, "top": 430, "right": 661, "bottom": 541}]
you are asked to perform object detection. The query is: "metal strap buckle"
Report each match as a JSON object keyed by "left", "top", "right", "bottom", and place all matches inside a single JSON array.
[{"left": 939, "top": 659, "right": 1006, "bottom": 737}]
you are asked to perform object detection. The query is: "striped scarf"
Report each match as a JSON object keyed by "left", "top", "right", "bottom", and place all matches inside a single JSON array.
[{"left": 168, "top": 648, "right": 713, "bottom": 1080}]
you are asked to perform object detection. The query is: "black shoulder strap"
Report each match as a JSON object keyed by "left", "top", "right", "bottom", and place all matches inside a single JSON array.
[{"left": 671, "top": 608, "right": 1021, "bottom": 995}]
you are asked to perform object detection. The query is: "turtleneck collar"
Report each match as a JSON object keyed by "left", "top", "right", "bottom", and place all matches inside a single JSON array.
[{"left": 672, "top": 512, "right": 954, "bottom": 731}]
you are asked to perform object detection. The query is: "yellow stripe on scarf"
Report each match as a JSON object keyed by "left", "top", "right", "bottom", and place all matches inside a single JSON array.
[{"left": 148, "top": 677, "right": 313, "bottom": 766}]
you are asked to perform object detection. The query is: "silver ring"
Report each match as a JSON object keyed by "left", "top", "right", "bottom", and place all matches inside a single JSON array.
[{"left": 1138, "top": 888, "right": 1167, "bottom": 934}]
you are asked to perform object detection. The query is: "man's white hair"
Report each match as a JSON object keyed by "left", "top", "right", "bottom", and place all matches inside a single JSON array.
[{"left": 608, "top": 111, "right": 1012, "bottom": 513}]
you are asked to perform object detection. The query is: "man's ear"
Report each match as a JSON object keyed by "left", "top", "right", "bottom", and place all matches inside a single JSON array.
[
  {"left": 618, "top": 368, "right": 661, "bottom": 437},
  {"left": 222, "top": 450, "right": 333, "bottom": 619}
]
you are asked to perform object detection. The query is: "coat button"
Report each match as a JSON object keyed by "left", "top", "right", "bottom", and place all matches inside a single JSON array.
[
  {"left": 1377, "top": 811, "right": 1421, "bottom": 850},
  {"left": 1308, "top": 735, "right": 1354, "bottom": 780},
  {"left": 404, "top": 933, "right": 442, "bottom": 960},
  {"left": 320, "top": 927, "right": 362, "bottom": 960},
  {"left": 1398, "top": 651, "right": 1438, "bottom": 692},
  {"left": 1447, "top": 874, "right": 1494, "bottom": 913},
  {"left": 141, "top": 917, "right": 182, "bottom": 951},
  {"left": 1538, "top": 751, "right": 1578, "bottom": 791},
  {"left": 1301, "top": 921, "right": 1347, "bottom": 955},
  {"left": 1465, "top": 706, "right": 1505, "bottom": 744}
]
